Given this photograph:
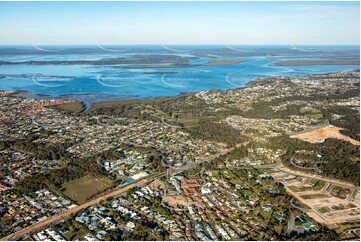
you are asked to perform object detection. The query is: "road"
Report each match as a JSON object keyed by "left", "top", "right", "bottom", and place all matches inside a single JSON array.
[
  {"left": 278, "top": 164, "right": 358, "bottom": 190},
  {"left": 230, "top": 159, "right": 358, "bottom": 191},
  {"left": 2, "top": 144, "right": 240, "bottom": 241},
  {"left": 1, "top": 172, "right": 164, "bottom": 241}
]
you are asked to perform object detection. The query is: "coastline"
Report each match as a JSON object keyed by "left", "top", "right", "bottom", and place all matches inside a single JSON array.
[{"left": 4, "top": 70, "right": 358, "bottom": 113}]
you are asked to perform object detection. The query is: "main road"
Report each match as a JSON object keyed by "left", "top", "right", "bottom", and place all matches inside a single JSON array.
[
  {"left": 2, "top": 143, "right": 241, "bottom": 241},
  {"left": 1, "top": 172, "right": 164, "bottom": 241}
]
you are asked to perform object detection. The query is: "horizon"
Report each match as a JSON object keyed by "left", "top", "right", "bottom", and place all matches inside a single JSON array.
[{"left": 0, "top": 1, "right": 359, "bottom": 45}]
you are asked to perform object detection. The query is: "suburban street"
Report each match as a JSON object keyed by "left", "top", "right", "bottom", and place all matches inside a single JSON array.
[
  {"left": 2, "top": 143, "right": 239, "bottom": 241},
  {"left": 1, "top": 172, "right": 164, "bottom": 241}
]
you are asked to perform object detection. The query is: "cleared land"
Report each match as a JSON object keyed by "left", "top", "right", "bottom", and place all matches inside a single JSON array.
[
  {"left": 149, "top": 179, "right": 166, "bottom": 191},
  {"left": 270, "top": 167, "right": 360, "bottom": 226},
  {"left": 61, "top": 175, "right": 114, "bottom": 204},
  {"left": 290, "top": 125, "right": 360, "bottom": 145},
  {"left": 163, "top": 196, "right": 189, "bottom": 207}
]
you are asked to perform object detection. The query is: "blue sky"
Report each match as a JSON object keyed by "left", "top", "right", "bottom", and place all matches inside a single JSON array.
[{"left": 0, "top": 1, "right": 359, "bottom": 45}]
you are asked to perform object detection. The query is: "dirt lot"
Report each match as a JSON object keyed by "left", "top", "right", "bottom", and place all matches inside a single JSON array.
[
  {"left": 149, "top": 179, "right": 165, "bottom": 191},
  {"left": 290, "top": 125, "right": 360, "bottom": 145},
  {"left": 269, "top": 167, "right": 360, "bottom": 226},
  {"left": 163, "top": 195, "right": 189, "bottom": 207}
]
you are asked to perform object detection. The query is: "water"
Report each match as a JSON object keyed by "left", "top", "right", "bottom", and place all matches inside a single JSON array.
[{"left": 0, "top": 45, "right": 359, "bottom": 104}]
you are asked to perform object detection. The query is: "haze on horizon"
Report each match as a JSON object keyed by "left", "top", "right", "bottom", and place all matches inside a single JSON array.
[{"left": 0, "top": 1, "right": 359, "bottom": 45}]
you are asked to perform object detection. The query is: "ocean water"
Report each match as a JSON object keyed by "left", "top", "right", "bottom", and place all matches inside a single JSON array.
[{"left": 0, "top": 45, "right": 359, "bottom": 104}]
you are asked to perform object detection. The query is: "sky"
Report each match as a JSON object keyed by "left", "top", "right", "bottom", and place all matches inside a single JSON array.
[{"left": 0, "top": 1, "right": 359, "bottom": 45}]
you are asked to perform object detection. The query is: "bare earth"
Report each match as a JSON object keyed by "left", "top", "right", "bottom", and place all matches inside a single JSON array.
[
  {"left": 290, "top": 125, "right": 360, "bottom": 145},
  {"left": 149, "top": 179, "right": 166, "bottom": 191},
  {"left": 2, "top": 144, "right": 239, "bottom": 241},
  {"left": 163, "top": 196, "right": 190, "bottom": 207},
  {"left": 270, "top": 165, "right": 360, "bottom": 227}
]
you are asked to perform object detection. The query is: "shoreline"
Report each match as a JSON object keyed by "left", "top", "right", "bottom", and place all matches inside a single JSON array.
[{"left": 3, "top": 70, "right": 359, "bottom": 112}]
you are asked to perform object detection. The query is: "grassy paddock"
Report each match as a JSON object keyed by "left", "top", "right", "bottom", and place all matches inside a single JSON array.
[
  {"left": 61, "top": 175, "right": 114, "bottom": 204},
  {"left": 55, "top": 100, "right": 85, "bottom": 113},
  {"left": 87, "top": 96, "right": 180, "bottom": 113},
  {"left": 300, "top": 193, "right": 329, "bottom": 200}
]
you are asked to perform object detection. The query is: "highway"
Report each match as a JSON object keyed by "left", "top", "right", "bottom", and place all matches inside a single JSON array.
[
  {"left": 277, "top": 164, "right": 358, "bottom": 190},
  {"left": 2, "top": 144, "right": 239, "bottom": 241},
  {"left": 7, "top": 141, "right": 357, "bottom": 241},
  {"left": 1, "top": 172, "right": 164, "bottom": 241}
]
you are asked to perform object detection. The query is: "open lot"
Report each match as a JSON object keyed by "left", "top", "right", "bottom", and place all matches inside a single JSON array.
[
  {"left": 269, "top": 167, "right": 360, "bottom": 226},
  {"left": 290, "top": 125, "right": 360, "bottom": 145},
  {"left": 149, "top": 179, "right": 166, "bottom": 191},
  {"left": 61, "top": 175, "right": 114, "bottom": 204},
  {"left": 55, "top": 100, "right": 85, "bottom": 113},
  {"left": 163, "top": 195, "right": 189, "bottom": 207}
]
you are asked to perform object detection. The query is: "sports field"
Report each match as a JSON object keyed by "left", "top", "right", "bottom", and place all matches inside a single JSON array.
[{"left": 61, "top": 175, "right": 114, "bottom": 204}]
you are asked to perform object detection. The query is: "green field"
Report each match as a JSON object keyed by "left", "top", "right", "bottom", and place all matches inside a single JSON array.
[
  {"left": 307, "top": 113, "right": 323, "bottom": 119},
  {"left": 300, "top": 107, "right": 321, "bottom": 114},
  {"left": 299, "top": 107, "right": 323, "bottom": 119},
  {"left": 55, "top": 100, "right": 85, "bottom": 113},
  {"left": 288, "top": 185, "right": 312, "bottom": 193},
  {"left": 317, "top": 206, "right": 331, "bottom": 213},
  {"left": 331, "top": 203, "right": 357, "bottom": 211},
  {"left": 229, "top": 178, "right": 242, "bottom": 185},
  {"left": 330, "top": 185, "right": 342, "bottom": 196},
  {"left": 87, "top": 96, "right": 179, "bottom": 113},
  {"left": 300, "top": 194, "right": 329, "bottom": 200},
  {"left": 311, "top": 180, "right": 326, "bottom": 191},
  {"left": 61, "top": 175, "right": 114, "bottom": 204},
  {"left": 337, "top": 188, "right": 351, "bottom": 199}
]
